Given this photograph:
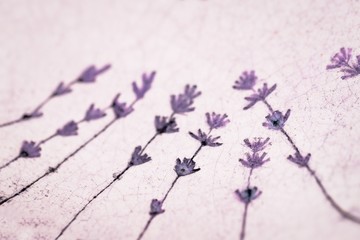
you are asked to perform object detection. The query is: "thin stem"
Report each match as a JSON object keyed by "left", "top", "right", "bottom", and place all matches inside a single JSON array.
[
  {"left": 262, "top": 99, "right": 274, "bottom": 113},
  {"left": 240, "top": 203, "right": 249, "bottom": 240},
  {"left": 191, "top": 144, "right": 203, "bottom": 160},
  {"left": 140, "top": 133, "right": 159, "bottom": 155},
  {"left": 37, "top": 133, "right": 58, "bottom": 146},
  {"left": 54, "top": 166, "right": 130, "bottom": 240},
  {"left": 0, "top": 155, "right": 21, "bottom": 171},
  {"left": 246, "top": 168, "right": 253, "bottom": 188},
  {"left": 0, "top": 118, "right": 24, "bottom": 128},
  {"left": 31, "top": 95, "right": 52, "bottom": 115},
  {"left": 280, "top": 128, "right": 300, "bottom": 154},
  {"left": 137, "top": 216, "right": 155, "bottom": 240},
  {"left": 0, "top": 118, "right": 117, "bottom": 206},
  {"left": 161, "top": 176, "right": 179, "bottom": 203},
  {"left": 306, "top": 165, "right": 360, "bottom": 224}
]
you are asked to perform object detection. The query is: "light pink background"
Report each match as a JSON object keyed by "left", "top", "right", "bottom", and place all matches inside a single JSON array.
[{"left": 0, "top": 0, "right": 360, "bottom": 239}]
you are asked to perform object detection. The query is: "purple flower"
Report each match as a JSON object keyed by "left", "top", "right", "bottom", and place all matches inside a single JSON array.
[
  {"left": 189, "top": 129, "right": 222, "bottom": 147},
  {"left": 19, "top": 141, "right": 41, "bottom": 158},
  {"left": 174, "top": 158, "right": 200, "bottom": 176},
  {"left": 244, "top": 83, "right": 277, "bottom": 110},
  {"left": 111, "top": 93, "right": 134, "bottom": 119},
  {"left": 171, "top": 85, "right": 201, "bottom": 114},
  {"left": 57, "top": 121, "right": 78, "bottom": 136},
  {"left": 77, "top": 64, "right": 111, "bottom": 83},
  {"left": 235, "top": 187, "right": 261, "bottom": 204},
  {"left": 129, "top": 146, "right": 151, "bottom": 166},
  {"left": 154, "top": 116, "right": 179, "bottom": 134},
  {"left": 52, "top": 82, "right": 72, "bottom": 96},
  {"left": 150, "top": 199, "right": 165, "bottom": 216},
  {"left": 84, "top": 104, "right": 106, "bottom": 121},
  {"left": 262, "top": 109, "right": 290, "bottom": 130},
  {"left": 132, "top": 71, "right": 156, "bottom": 99},
  {"left": 244, "top": 137, "right": 270, "bottom": 153},
  {"left": 326, "top": 48, "right": 352, "bottom": 70},
  {"left": 233, "top": 71, "right": 257, "bottom": 90},
  {"left": 239, "top": 152, "right": 270, "bottom": 169},
  {"left": 22, "top": 110, "right": 43, "bottom": 119},
  {"left": 287, "top": 152, "right": 311, "bottom": 167},
  {"left": 206, "top": 112, "right": 230, "bottom": 129}
]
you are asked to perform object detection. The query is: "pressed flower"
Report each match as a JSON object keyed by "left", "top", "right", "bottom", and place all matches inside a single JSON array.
[
  {"left": 233, "top": 71, "right": 257, "bottom": 90},
  {"left": 77, "top": 64, "right": 111, "bottom": 83},
  {"left": 19, "top": 141, "right": 41, "bottom": 158},
  {"left": 326, "top": 48, "right": 352, "bottom": 69},
  {"left": 170, "top": 85, "right": 201, "bottom": 114},
  {"left": 189, "top": 129, "right": 222, "bottom": 147},
  {"left": 150, "top": 199, "right": 165, "bottom": 216},
  {"left": 133, "top": 71, "right": 156, "bottom": 99},
  {"left": 239, "top": 152, "right": 270, "bottom": 169},
  {"left": 154, "top": 116, "right": 179, "bottom": 134},
  {"left": 52, "top": 82, "right": 72, "bottom": 96},
  {"left": 287, "top": 152, "right": 311, "bottom": 167},
  {"left": 84, "top": 104, "right": 106, "bottom": 121},
  {"left": 22, "top": 110, "right": 43, "bottom": 119},
  {"left": 129, "top": 146, "right": 151, "bottom": 166},
  {"left": 206, "top": 112, "right": 230, "bottom": 129},
  {"left": 111, "top": 93, "right": 134, "bottom": 119},
  {"left": 235, "top": 187, "right": 262, "bottom": 204},
  {"left": 57, "top": 121, "right": 78, "bottom": 136},
  {"left": 243, "top": 83, "right": 277, "bottom": 110},
  {"left": 174, "top": 158, "right": 200, "bottom": 176},
  {"left": 243, "top": 137, "right": 270, "bottom": 153},
  {"left": 262, "top": 109, "right": 290, "bottom": 130}
]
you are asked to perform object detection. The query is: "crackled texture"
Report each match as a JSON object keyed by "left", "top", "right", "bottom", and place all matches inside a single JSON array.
[{"left": 0, "top": 0, "right": 360, "bottom": 240}]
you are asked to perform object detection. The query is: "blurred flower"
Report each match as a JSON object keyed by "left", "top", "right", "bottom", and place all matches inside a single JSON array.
[
  {"left": 19, "top": 141, "right": 41, "bottom": 158},
  {"left": 57, "top": 121, "right": 78, "bottom": 136},
  {"left": 262, "top": 109, "right": 290, "bottom": 130},
  {"left": 239, "top": 152, "right": 270, "bottom": 169},
  {"left": 243, "top": 137, "right": 270, "bottom": 153},
  {"left": 129, "top": 146, "right": 151, "bottom": 166},
  {"left": 233, "top": 71, "right": 257, "bottom": 90},
  {"left": 22, "top": 110, "right": 43, "bottom": 119},
  {"left": 154, "top": 116, "right": 179, "bottom": 134},
  {"left": 84, "top": 104, "right": 106, "bottom": 121},
  {"left": 235, "top": 187, "right": 261, "bottom": 204},
  {"left": 52, "top": 82, "right": 72, "bottom": 96},
  {"left": 326, "top": 48, "right": 352, "bottom": 70},
  {"left": 171, "top": 85, "right": 201, "bottom": 114},
  {"left": 111, "top": 93, "right": 134, "bottom": 119},
  {"left": 174, "top": 158, "right": 200, "bottom": 176},
  {"left": 287, "top": 152, "right": 311, "bottom": 167},
  {"left": 243, "top": 83, "right": 277, "bottom": 110},
  {"left": 149, "top": 199, "right": 165, "bottom": 216},
  {"left": 133, "top": 71, "right": 156, "bottom": 99},
  {"left": 77, "top": 64, "right": 111, "bottom": 83},
  {"left": 189, "top": 129, "right": 222, "bottom": 147},
  {"left": 206, "top": 112, "right": 230, "bottom": 129}
]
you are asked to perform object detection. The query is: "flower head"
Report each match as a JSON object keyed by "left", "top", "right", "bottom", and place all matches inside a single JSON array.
[
  {"left": 150, "top": 199, "right": 165, "bottom": 216},
  {"left": 287, "top": 152, "right": 311, "bottom": 167},
  {"left": 52, "top": 82, "right": 72, "bottom": 96},
  {"left": 244, "top": 137, "right": 270, "bottom": 153},
  {"left": 154, "top": 116, "right": 179, "bottom": 134},
  {"left": 262, "top": 109, "right": 290, "bottom": 130},
  {"left": 239, "top": 152, "right": 270, "bottom": 169},
  {"left": 77, "top": 64, "right": 111, "bottom": 83},
  {"left": 132, "top": 71, "right": 156, "bottom": 99},
  {"left": 235, "top": 186, "right": 262, "bottom": 204},
  {"left": 189, "top": 129, "right": 222, "bottom": 147},
  {"left": 243, "top": 83, "right": 277, "bottom": 110},
  {"left": 206, "top": 112, "right": 230, "bottom": 129},
  {"left": 57, "top": 121, "right": 78, "bottom": 136},
  {"left": 22, "top": 110, "right": 43, "bottom": 120},
  {"left": 174, "top": 158, "right": 200, "bottom": 176},
  {"left": 233, "top": 71, "right": 257, "bottom": 90},
  {"left": 111, "top": 93, "right": 134, "bottom": 119},
  {"left": 84, "top": 104, "right": 106, "bottom": 121},
  {"left": 19, "top": 141, "right": 41, "bottom": 158},
  {"left": 129, "top": 146, "right": 151, "bottom": 166},
  {"left": 171, "top": 85, "right": 201, "bottom": 114},
  {"left": 326, "top": 48, "right": 352, "bottom": 70}
]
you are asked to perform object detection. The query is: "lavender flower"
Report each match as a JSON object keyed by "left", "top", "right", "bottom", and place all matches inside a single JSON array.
[
  {"left": 129, "top": 146, "right": 151, "bottom": 166},
  {"left": 77, "top": 64, "right": 111, "bottom": 83},
  {"left": 19, "top": 141, "right": 41, "bottom": 158},
  {"left": 243, "top": 83, "right": 277, "bottom": 110},
  {"left": 174, "top": 158, "right": 200, "bottom": 176},
  {"left": 235, "top": 187, "right": 261, "bottom": 204},
  {"left": 52, "top": 82, "right": 72, "bottom": 96},
  {"left": 189, "top": 129, "right": 222, "bottom": 147},
  {"left": 150, "top": 199, "right": 165, "bottom": 216},
  {"left": 239, "top": 152, "right": 270, "bottom": 169},
  {"left": 57, "top": 121, "right": 78, "bottom": 136},
  {"left": 111, "top": 94, "right": 134, "bottom": 119},
  {"left": 154, "top": 116, "right": 179, "bottom": 134},
  {"left": 262, "top": 109, "right": 290, "bottom": 130},
  {"left": 171, "top": 85, "right": 201, "bottom": 114},
  {"left": 244, "top": 137, "right": 270, "bottom": 153},
  {"left": 287, "top": 152, "right": 311, "bottom": 167},
  {"left": 233, "top": 71, "right": 257, "bottom": 90},
  {"left": 22, "top": 110, "right": 43, "bottom": 119},
  {"left": 326, "top": 48, "right": 352, "bottom": 69},
  {"left": 206, "top": 112, "right": 230, "bottom": 129},
  {"left": 84, "top": 104, "right": 106, "bottom": 121},
  {"left": 133, "top": 71, "right": 156, "bottom": 99}
]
